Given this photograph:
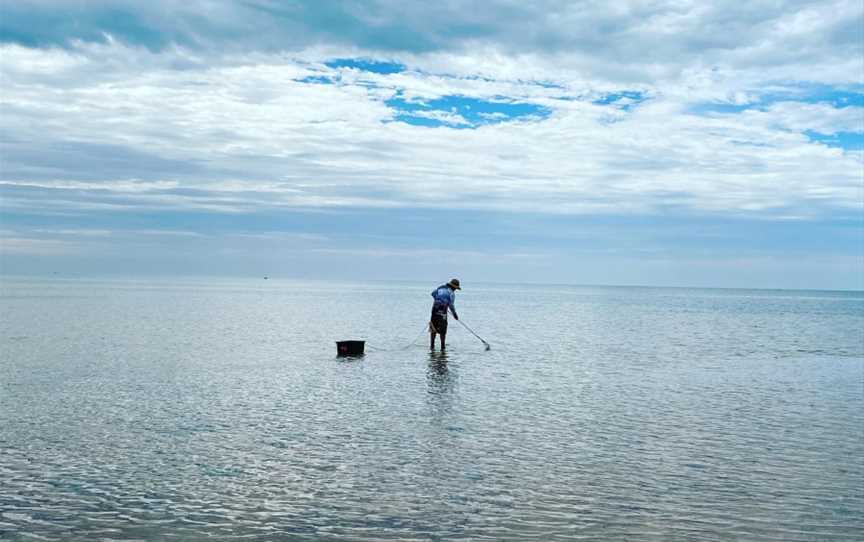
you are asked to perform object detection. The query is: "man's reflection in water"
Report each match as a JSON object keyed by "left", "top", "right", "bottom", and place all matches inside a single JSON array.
[
  {"left": 427, "top": 350, "right": 450, "bottom": 378},
  {"left": 426, "top": 350, "right": 456, "bottom": 409},
  {"left": 418, "top": 351, "right": 460, "bottom": 496}
]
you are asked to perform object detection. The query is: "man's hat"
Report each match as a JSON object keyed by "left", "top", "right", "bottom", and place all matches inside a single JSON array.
[{"left": 448, "top": 278, "right": 461, "bottom": 290}]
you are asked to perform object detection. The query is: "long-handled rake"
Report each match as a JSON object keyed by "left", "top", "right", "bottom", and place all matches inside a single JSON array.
[{"left": 458, "top": 319, "right": 491, "bottom": 350}]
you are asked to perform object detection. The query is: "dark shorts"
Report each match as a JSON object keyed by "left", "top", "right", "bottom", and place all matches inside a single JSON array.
[{"left": 430, "top": 311, "right": 448, "bottom": 334}]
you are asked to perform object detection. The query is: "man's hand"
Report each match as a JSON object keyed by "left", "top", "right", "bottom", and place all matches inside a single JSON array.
[{"left": 454, "top": 314, "right": 459, "bottom": 320}]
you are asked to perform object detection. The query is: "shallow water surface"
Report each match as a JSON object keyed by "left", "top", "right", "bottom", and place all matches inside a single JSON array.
[{"left": 1, "top": 278, "right": 863, "bottom": 540}]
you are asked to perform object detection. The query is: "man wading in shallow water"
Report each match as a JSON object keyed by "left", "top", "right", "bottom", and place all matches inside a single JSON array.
[{"left": 430, "top": 279, "right": 460, "bottom": 350}]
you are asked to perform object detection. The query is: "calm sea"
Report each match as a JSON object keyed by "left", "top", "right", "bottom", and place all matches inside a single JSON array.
[{"left": 1, "top": 277, "right": 862, "bottom": 541}]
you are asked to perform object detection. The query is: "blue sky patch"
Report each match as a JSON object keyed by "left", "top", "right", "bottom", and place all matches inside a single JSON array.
[
  {"left": 385, "top": 94, "right": 550, "bottom": 128},
  {"left": 593, "top": 91, "right": 648, "bottom": 111},
  {"left": 297, "top": 75, "right": 337, "bottom": 85},
  {"left": 388, "top": 114, "right": 448, "bottom": 128},
  {"left": 691, "top": 103, "right": 753, "bottom": 114},
  {"left": 692, "top": 85, "right": 864, "bottom": 115},
  {"left": 777, "top": 84, "right": 864, "bottom": 108},
  {"left": 324, "top": 58, "right": 405, "bottom": 74},
  {"left": 805, "top": 130, "right": 864, "bottom": 150}
]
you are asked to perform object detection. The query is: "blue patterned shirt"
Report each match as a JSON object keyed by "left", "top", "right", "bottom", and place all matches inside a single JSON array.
[{"left": 431, "top": 285, "right": 458, "bottom": 318}]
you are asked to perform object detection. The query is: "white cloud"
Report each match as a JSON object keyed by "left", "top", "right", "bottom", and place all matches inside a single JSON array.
[
  {"left": 755, "top": 102, "right": 864, "bottom": 134},
  {"left": 0, "top": 5, "right": 861, "bottom": 221}
]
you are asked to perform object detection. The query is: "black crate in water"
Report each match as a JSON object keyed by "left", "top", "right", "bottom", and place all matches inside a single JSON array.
[{"left": 336, "top": 340, "right": 365, "bottom": 357}]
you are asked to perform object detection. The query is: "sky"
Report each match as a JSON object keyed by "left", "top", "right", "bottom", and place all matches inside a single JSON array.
[{"left": 0, "top": 0, "right": 862, "bottom": 289}]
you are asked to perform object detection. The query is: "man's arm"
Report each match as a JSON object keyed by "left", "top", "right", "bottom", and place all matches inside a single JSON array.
[{"left": 449, "top": 293, "right": 458, "bottom": 320}]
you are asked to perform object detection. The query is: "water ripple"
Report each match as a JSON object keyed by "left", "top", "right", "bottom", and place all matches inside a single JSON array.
[{"left": 1, "top": 279, "right": 862, "bottom": 540}]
